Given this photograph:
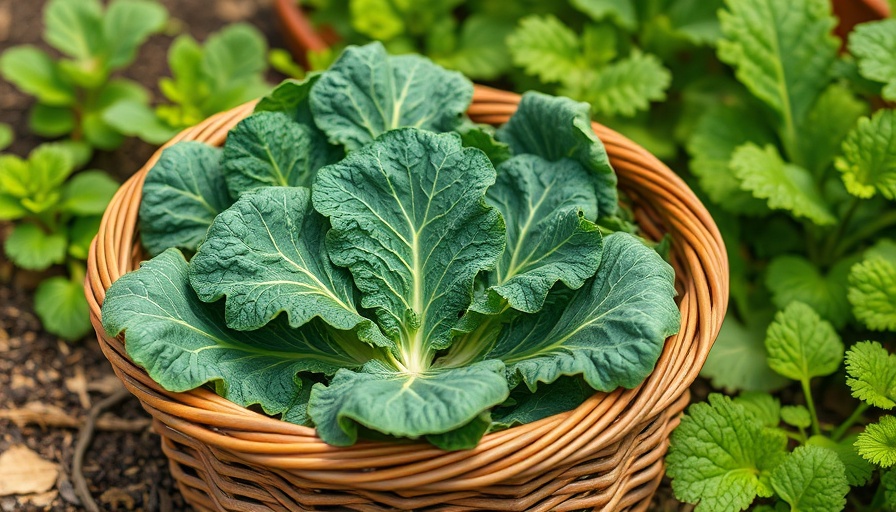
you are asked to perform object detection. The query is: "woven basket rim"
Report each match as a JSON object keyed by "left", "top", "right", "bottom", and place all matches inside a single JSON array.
[{"left": 84, "top": 84, "right": 728, "bottom": 496}]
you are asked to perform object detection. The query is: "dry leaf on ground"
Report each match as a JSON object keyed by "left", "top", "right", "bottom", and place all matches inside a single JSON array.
[{"left": 0, "top": 445, "right": 59, "bottom": 496}]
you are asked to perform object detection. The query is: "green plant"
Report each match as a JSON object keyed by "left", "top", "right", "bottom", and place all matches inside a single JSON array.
[
  {"left": 663, "top": 0, "right": 896, "bottom": 508},
  {"left": 103, "top": 23, "right": 272, "bottom": 144},
  {"left": 0, "top": 0, "right": 167, "bottom": 151},
  {"left": 0, "top": 142, "right": 118, "bottom": 340},
  {"left": 101, "top": 42, "right": 680, "bottom": 449}
]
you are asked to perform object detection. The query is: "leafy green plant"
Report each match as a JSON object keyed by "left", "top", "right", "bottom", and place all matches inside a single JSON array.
[
  {"left": 299, "top": 0, "right": 726, "bottom": 159},
  {"left": 103, "top": 23, "right": 272, "bottom": 144},
  {"left": 0, "top": 0, "right": 167, "bottom": 151},
  {"left": 101, "top": 42, "right": 680, "bottom": 449},
  {"left": 0, "top": 142, "right": 118, "bottom": 340}
]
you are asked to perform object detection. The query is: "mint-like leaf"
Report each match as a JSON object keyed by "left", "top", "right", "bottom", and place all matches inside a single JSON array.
[
  {"left": 845, "top": 341, "right": 896, "bottom": 409},
  {"left": 769, "top": 445, "right": 849, "bottom": 512},
  {"left": 667, "top": 394, "right": 788, "bottom": 511},
  {"left": 849, "top": 19, "right": 896, "bottom": 101},
  {"left": 835, "top": 110, "right": 896, "bottom": 200},
  {"left": 765, "top": 255, "right": 852, "bottom": 329},
  {"left": 764, "top": 301, "right": 843, "bottom": 382},
  {"left": 849, "top": 256, "right": 896, "bottom": 331},
  {"left": 857, "top": 415, "right": 896, "bottom": 468}
]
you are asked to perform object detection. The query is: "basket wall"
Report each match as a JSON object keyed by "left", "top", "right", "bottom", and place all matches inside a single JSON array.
[{"left": 85, "top": 86, "right": 728, "bottom": 511}]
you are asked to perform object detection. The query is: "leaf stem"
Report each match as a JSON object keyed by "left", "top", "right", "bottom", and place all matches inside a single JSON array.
[
  {"left": 831, "top": 402, "right": 870, "bottom": 442},
  {"left": 801, "top": 378, "right": 822, "bottom": 436},
  {"left": 821, "top": 197, "right": 861, "bottom": 265},
  {"left": 833, "top": 209, "right": 896, "bottom": 260}
]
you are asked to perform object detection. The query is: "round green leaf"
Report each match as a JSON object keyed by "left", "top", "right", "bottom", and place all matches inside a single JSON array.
[
  {"left": 856, "top": 415, "right": 896, "bottom": 468},
  {"left": 4, "top": 223, "right": 67, "bottom": 271},
  {"left": 0, "top": 46, "right": 75, "bottom": 105},
  {"left": 34, "top": 276, "right": 92, "bottom": 341},
  {"left": 60, "top": 171, "right": 118, "bottom": 215}
]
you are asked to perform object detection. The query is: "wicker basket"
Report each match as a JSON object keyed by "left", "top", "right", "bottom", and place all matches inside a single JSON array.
[{"left": 85, "top": 86, "right": 728, "bottom": 511}]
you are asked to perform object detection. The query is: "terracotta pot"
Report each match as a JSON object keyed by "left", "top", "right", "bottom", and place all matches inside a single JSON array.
[{"left": 833, "top": 0, "right": 890, "bottom": 42}]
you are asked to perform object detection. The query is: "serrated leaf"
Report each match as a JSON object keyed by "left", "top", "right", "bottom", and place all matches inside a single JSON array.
[
  {"left": 490, "top": 377, "right": 591, "bottom": 430},
  {"left": 59, "top": 171, "right": 118, "bottom": 215},
  {"left": 882, "top": 468, "right": 896, "bottom": 508},
  {"left": 849, "top": 19, "right": 896, "bottom": 101},
  {"left": 849, "top": 257, "right": 896, "bottom": 331},
  {"left": 102, "top": 0, "right": 168, "bottom": 69},
  {"left": 506, "top": 15, "right": 581, "bottom": 84},
  {"left": 483, "top": 233, "right": 680, "bottom": 391},
  {"left": 102, "top": 249, "right": 373, "bottom": 423},
  {"left": 780, "top": 405, "right": 811, "bottom": 429},
  {"left": 766, "top": 255, "right": 852, "bottom": 328},
  {"left": 432, "top": 15, "right": 513, "bottom": 80},
  {"left": 497, "top": 91, "right": 617, "bottom": 218},
  {"left": 560, "top": 51, "right": 671, "bottom": 118},
  {"left": 845, "top": 341, "right": 896, "bottom": 410},
  {"left": 835, "top": 110, "right": 896, "bottom": 200},
  {"left": 734, "top": 391, "right": 781, "bottom": 428},
  {"left": 765, "top": 301, "right": 843, "bottom": 382},
  {"left": 139, "top": 142, "right": 233, "bottom": 257},
  {"left": 313, "top": 128, "right": 504, "bottom": 356},
  {"left": 308, "top": 359, "right": 508, "bottom": 446},
  {"left": 857, "top": 415, "right": 896, "bottom": 467},
  {"left": 34, "top": 276, "right": 92, "bottom": 342},
  {"left": 667, "top": 394, "right": 788, "bottom": 512},
  {"left": 190, "top": 187, "right": 389, "bottom": 348},
  {"left": 480, "top": 155, "right": 602, "bottom": 313},
  {"left": 222, "top": 111, "right": 337, "bottom": 196},
  {"left": 798, "top": 83, "right": 867, "bottom": 176},
  {"left": 717, "top": 0, "right": 838, "bottom": 162},
  {"left": 700, "top": 313, "right": 789, "bottom": 392},
  {"left": 770, "top": 445, "right": 848, "bottom": 512},
  {"left": 731, "top": 143, "right": 836, "bottom": 225},
  {"left": 0, "top": 46, "right": 75, "bottom": 106},
  {"left": 806, "top": 434, "right": 875, "bottom": 487},
  {"left": 570, "top": 0, "right": 636, "bottom": 29},
  {"left": 4, "top": 223, "right": 67, "bottom": 271},
  {"left": 686, "top": 104, "right": 774, "bottom": 214},
  {"left": 44, "top": 0, "right": 104, "bottom": 62},
  {"left": 310, "top": 42, "right": 473, "bottom": 150}
]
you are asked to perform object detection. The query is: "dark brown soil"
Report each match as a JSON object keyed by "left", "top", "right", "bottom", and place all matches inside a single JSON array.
[{"left": 0, "top": 1, "right": 285, "bottom": 510}]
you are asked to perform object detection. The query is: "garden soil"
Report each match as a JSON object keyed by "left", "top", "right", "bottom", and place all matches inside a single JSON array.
[{"left": 0, "top": 0, "right": 693, "bottom": 510}]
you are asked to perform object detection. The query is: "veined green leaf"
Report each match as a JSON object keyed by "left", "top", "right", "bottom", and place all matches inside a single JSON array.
[
  {"left": 857, "top": 415, "right": 896, "bottom": 467},
  {"left": 849, "top": 256, "right": 896, "bottom": 331},
  {"left": 506, "top": 15, "right": 581, "bottom": 84},
  {"left": 798, "top": 83, "right": 867, "bottom": 177},
  {"left": 0, "top": 46, "right": 75, "bottom": 106},
  {"left": 35, "top": 276, "right": 92, "bottom": 341},
  {"left": 770, "top": 445, "right": 848, "bottom": 512},
  {"left": 667, "top": 394, "right": 788, "bottom": 511},
  {"left": 310, "top": 42, "right": 473, "bottom": 150},
  {"left": 686, "top": 104, "right": 773, "bottom": 214},
  {"left": 496, "top": 91, "right": 617, "bottom": 218},
  {"left": 700, "top": 313, "right": 789, "bottom": 393},
  {"left": 490, "top": 377, "right": 591, "bottom": 430},
  {"left": 308, "top": 359, "right": 508, "bottom": 446},
  {"left": 764, "top": 302, "right": 843, "bottom": 382},
  {"left": 481, "top": 154, "right": 602, "bottom": 313},
  {"left": 765, "top": 255, "right": 852, "bottom": 328},
  {"left": 314, "top": 129, "right": 504, "bottom": 364},
  {"left": 559, "top": 51, "right": 671, "bottom": 118},
  {"left": 717, "top": 0, "right": 838, "bottom": 164},
  {"left": 836, "top": 110, "right": 896, "bottom": 200},
  {"left": 731, "top": 143, "right": 836, "bottom": 225},
  {"left": 806, "top": 435, "right": 875, "bottom": 487},
  {"left": 190, "top": 187, "right": 389, "bottom": 349},
  {"left": 139, "top": 142, "right": 233, "bottom": 257},
  {"left": 426, "top": 414, "right": 492, "bottom": 450},
  {"left": 44, "top": 0, "right": 104, "bottom": 62},
  {"left": 456, "top": 121, "right": 511, "bottom": 167},
  {"left": 849, "top": 19, "right": 896, "bottom": 101},
  {"left": 845, "top": 341, "right": 896, "bottom": 409},
  {"left": 102, "top": 249, "right": 373, "bottom": 423},
  {"left": 102, "top": 0, "right": 168, "bottom": 69},
  {"left": 484, "top": 233, "right": 679, "bottom": 391},
  {"left": 222, "top": 111, "right": 337, "bottom": 196},
  {"left": 734, "top": 391, "right": 781, "bottom": 428}
]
